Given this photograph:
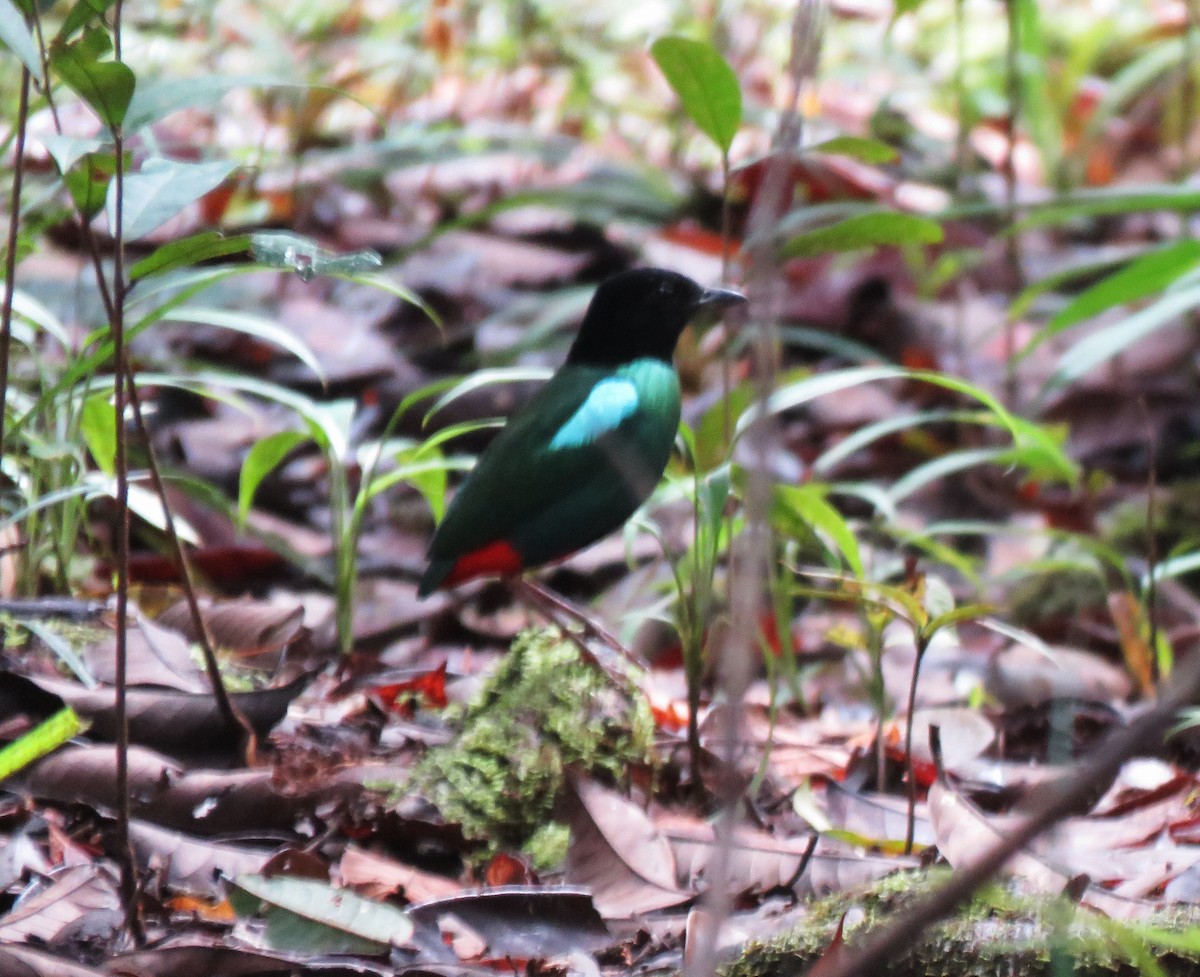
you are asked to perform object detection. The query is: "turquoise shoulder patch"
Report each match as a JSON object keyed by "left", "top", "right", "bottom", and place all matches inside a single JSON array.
[{"left": 549, "top": 377, "right": 640, "bottom": 450}]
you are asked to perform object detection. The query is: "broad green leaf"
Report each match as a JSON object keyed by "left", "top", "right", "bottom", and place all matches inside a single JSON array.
[
  {"left": 651, "top": 36, "right": 742, "bottom": 154},
  {"left": 57, "top": 0, "right": 117, "bottom": 43},
  {"left": 302, "top": 399, "right": 356, "bottom": 462},
  {"left": 1046, "top": 240, "right": 1200, "bottom": 336},
  {"left": 813, "top": 409, "right": 964, "bottom": 475},
  {"left": 887, "top": 447, "right": 1010, "bottom": 505},
  {"left": 40, "top": 134, "right": 106, "bottom": 174},
  {"left": 774, "top": 484, "right": 863, "bottom": 578},
  {"left": 364, "top": 449, "right": 463, "bottom": 520},
  {"left": 64, "top": 151, "right": 118, "bottom": 219},
  {"left": 0, "top": 0, "right": 40, "bottom": 75},
  {"left": 51, "top": 29, "right": 134, "bottom": 129},
  {"left": 79, "top": 393, "right": 116, "bottom": 475},
  {"left": 230, "top": 874, "right": 412, "bottom": 954},
  {"left": 426, "top": 367, "right": 552, "bottom": 423},
  {"left": 9, "top": 289, "right": 70, "bottom": 347},
  {"left": 125, "top": 483, "right": 200, "bottom": 543},
  {"left": 129, "top": 232, "right": 251, "bottom": 282},
  {"left": 21, "top": 620, "right": 97, "bottom": 687},
  {"left": 0, "top": 708, "right": 83, "bottom": 782},
  {"left": 1146, "top": 550, "right": 1200, "bottom": 588},
  {"left": 125, "top": 74, "right": 298, "bottom": 131},
  {"left": 343, "top": 271, "right": 437, "bottom": 325},
  {"left": 811, "top": 135, "right": 898, "bottom": 164},
  {"left": 250, "top": 231, "right": 381, "bottom": 283},
  {"left": 1047, "top": 284, "right": 1200, "bottom": 392},
  {"left": 739, "top": 365, "right": 1076, "bottom": 484},
  {"left": 1009, "top": 245, "right": 1142, "bottom": 323},
  {"left": 159, "top": 306, "right": 324, "bottom": 382},
  {"left": 1016, "top": 185, "right": 1200, "bottom": 231},
  {"left": 781, "top": 212, "right": 942, "bottom": 258},
  {"left": 239, "top": 431, "right": 310, "bottom": 526},
  {"left": 108, "top": 157, "right": 236, "bottom": 240}
]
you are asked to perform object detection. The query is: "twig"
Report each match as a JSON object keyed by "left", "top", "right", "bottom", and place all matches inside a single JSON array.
[
  {"left": 683, "top": 5, "right": 824, "bottom": 977},
  {"left": 0, "top": 67, "right": 30, "bottom": 473},
  {"left": 1001, "top": 0, "right": 1023, "bottom": 409},
  {"left": 109, "top": 0, "right": 141, "bottom": 940},
  {"left": 121, "top": 365, "right": 258, "bottom": 756},
  {"left": 808, "top": 648, "right": 1200, "bottom": 977},
  {"left": 903, "top": 632, "right": 930, "bottom": 854},
  {"left": 514, "top": 578, "right": 646, "bottom": 685}
]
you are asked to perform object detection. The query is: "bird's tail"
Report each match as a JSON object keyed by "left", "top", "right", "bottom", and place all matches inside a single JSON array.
[{"left": 417, "top": 559, "right": 452, "bottom": 597}]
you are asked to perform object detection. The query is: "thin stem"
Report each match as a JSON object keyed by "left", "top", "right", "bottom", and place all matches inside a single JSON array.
[
  {"left": 1002, "top": 0, "right": 1023, "bottom": 409},
  {"left": 903, "top": 632, "right": 928, "bottom": 855},
  {"left": 684, "top": 5, "right": 822, "bottom": 977},
  {"left": 109, "top": 0, "right": 140, "bottom": 940},
  {"left": 122, "top": 365, "right": 256, "bottom": 751},
  {"left": 719, "top": 150, "right": 734, "bottom": 448},
  {"left": 1180, "top": 0, "right": 1198, "bottom": 181},
  {"left": 953, "top": 0, "right": 969, "bottom": 191},
  {"left": 0, "top": 68, "right": 31, "bottom": 471}
]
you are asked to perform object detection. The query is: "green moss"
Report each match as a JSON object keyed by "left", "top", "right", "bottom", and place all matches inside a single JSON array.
[
  {"left": 725, "top": 870, "right": 1200, "bottom": 977},
  {"left": 411, "top": 629, "right": 655, "bottom": 865},
  {"left": 523, "top": 822, "right": 570, "bottom": 869}
]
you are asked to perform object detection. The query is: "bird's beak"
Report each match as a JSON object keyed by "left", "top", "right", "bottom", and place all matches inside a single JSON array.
[{"left": 695, "top": 286, "right": 747, "bottom": 311}]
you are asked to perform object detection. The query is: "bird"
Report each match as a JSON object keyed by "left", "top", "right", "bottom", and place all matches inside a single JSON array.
[{"left": 418, "top": 267, "right": 746, "bottom": 596}]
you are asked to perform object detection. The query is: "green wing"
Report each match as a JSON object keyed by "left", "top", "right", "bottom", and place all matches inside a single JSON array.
[{"left": 422, "top": 361, "right": 680, "bottom": 589}]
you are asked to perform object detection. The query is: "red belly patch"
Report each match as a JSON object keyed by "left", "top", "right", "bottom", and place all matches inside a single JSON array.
[{"left": 442, "top": 540, "right": 524, "bottom": 589}]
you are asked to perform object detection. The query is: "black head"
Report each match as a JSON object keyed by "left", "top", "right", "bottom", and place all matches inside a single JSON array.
[{"left": 566, "top": 268, "right": 746, "bottom": 367}]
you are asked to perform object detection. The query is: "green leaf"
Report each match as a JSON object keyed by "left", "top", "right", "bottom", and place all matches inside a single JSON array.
[
  {"left": 125, "top": 75, "right": 338, "bottom": 132},
  {"left": 129, "top": 232, "right": 251, "bottom": 282},
  {"left": 63, "top": 151, "right": 118, "bottom": 219},
  {"left": 109, "top": 157, "right": 236, "bottom": 240},
  {"left": 774, "top": 484, "right": 863, "bottom": 578},
  {"left": 810, "top": 135, "right": 898, "bottom": 164},
  {"left": 230, "top": 874, "right": 412, "bottom": 954},
  {"left": 1047, "top": 240, "right": 1200, "bottom": 335},
  {"left": 887, "top": 447, "right": 1011, "bottom": 505},
  {"left": 0, "top": 708, "right": 84, "bottom": 783},
  {"left": 1047, "top": 283, "right": 1200, "bottom": 392},
  {"left": 1016, "top": 185, "right": 1200, "bottom": 231},
  {"left": 57, "top": 0, "right": 117, "bottom": 43},
  {"left": 21, "top": 620, "right": 96, "bottom": 687},
  {"left": 426, "top": 367, "right": 552, "bottom": 424},
  {"left": 0, "top": 0, "right": 41, "bottom": 75},
  {"left": 239, "top": 431, "right": 310, "bottom": 526},
  {"left": 40, "top": 134, "right": 106, "bottom": 174},
  {"left": 50, "top": 29, "right": 135, "bottom": 129},
  {"left": 781, "top": 211, "right": 942, "bottom": 258},
  {"left": 79, "top": 393, "right": 116, "bottom": 475},
  {"left": 160, "top": 306, "right": 325, "bottom": 382},
  {"left": 651, "top": 36, "right": 742, "bottom": 154}
]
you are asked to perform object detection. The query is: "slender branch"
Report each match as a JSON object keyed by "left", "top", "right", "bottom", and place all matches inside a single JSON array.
[
  {"left": 684, "top": 5, "right": 823, "bottom": 977},
  {"left": 1001, "top": 0, "right": 1023, "bottom": 409},
  {"left": 903, "top": 632, "right": 928, "bottom": 855},
  {"left": 0, "top": 68, "right": 31, "bottom": 470},
  {"left": 108, "top": 0, "right": 141, "bottom": 939},
  {"left": 122, "top": 366, "right": 257, "bottom": 752}
]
